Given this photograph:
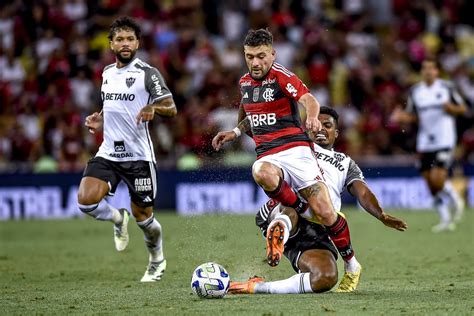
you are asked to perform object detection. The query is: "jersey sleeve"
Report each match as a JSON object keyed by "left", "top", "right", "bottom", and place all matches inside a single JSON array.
[
  {"left": 144, "top": 67, "right": 173, "bottom": 103},
  {"left": 345, "top": 158, "right": 365, "bottom": 189},
  {"left": 278, "top": 71, "right": 309, "bottom": 101},
  {"left": 406, "top": 87, "right": 417, "bottom": 114},
  {"left": 447, "top": 81, "right": 465, "bottom": 105}
]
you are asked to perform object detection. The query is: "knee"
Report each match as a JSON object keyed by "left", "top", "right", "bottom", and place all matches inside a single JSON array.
[
  {"left": 252, "top": 164, "right": 279, "bottom": 189},
  {"left": 310, "top": 268, "right": 338, "bottom": 293},
  {"left": 77, "top": 189, "right": 102, "bottom": 206}
]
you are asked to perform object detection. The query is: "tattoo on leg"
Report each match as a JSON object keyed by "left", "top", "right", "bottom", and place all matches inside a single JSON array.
[{"left": 300, "top": 183, "right": 322, "bottom": 200}]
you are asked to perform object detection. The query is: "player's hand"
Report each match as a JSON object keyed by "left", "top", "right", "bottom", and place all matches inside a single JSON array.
[
  {"left": 212, "top": 131, "right": 237, "bottom": 151},
  {"left": 85, "top": 112, "right": 103, "bottom": 134},
  {"left": 136, "top": 105, "right": 155, "bottom": 124},
  {"left": 380, "top": 213, "right": 408, "bottom": 231},
  {"left": 306, "top": 116, "right": 321, "bottom": 133}
]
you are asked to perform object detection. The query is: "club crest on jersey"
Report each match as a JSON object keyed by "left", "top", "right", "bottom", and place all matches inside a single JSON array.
[
  {"left": 126, "top": 77, "right": 136, "bottom": 88},
  {"left": 262, "top": 88, "right": 274, "bottom": 102},
  {"left": 334, "top": 152, "right": 345, "bottom": 162},
  {"left": 252, "top": 87, "right": 260, "bottom": 102}
]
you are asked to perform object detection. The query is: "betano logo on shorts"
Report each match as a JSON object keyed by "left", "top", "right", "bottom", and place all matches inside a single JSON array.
[
  {"left": 250, "top": 113, "right": 276, "bottom": 127},
  {"left": 135, "top": 178, "right": 152, "bottom": 192}
]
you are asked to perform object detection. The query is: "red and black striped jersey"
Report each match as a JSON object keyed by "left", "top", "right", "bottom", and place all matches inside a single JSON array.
[{"left": 239, "top": 62, "right": 311, "bottom": 158}]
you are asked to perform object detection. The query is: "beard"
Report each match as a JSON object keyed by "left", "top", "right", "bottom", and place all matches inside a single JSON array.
[{"left": 115, "top": 49, "right": 136, "bottom": 64}]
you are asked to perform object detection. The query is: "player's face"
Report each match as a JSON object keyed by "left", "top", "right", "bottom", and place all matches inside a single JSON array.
[
  {"left": 421, "top": 61, "right": 439, "bottom": 83},
  {"left": 313, "top": 113, "right": 338, "bottom": 149},
  {"left": 110, "top": 29, "right": 139, "bottom": 65},
  {"left": 244, "top": 45, "right": 275, "bottom": 80}
]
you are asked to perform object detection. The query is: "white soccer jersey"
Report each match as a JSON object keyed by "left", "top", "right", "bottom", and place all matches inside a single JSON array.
[
  {"left": 96, "top": 58, "right": 172, "bottom": 163},
  {"left": 406, "top": 79, "right": 464, "bottom": 152},
  {"left": 311, "top": 144, "right": 365, "bottom": 212}
]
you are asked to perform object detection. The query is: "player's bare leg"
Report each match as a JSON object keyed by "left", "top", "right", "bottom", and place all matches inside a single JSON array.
[
  {"left": 133, "top": 203, "right": 166, "bottom": 282},
  {"left": 300, "top": 182, "right": 362, "bottom": 292},
  {"left": 77, "top": 176, "right": 130, "bottom": 251},
  {"left": 229, "top": 249, "right": 337, "bottom": 294},
  {"left": 253, "top": 161, "right": 307, "bottom": 213}
]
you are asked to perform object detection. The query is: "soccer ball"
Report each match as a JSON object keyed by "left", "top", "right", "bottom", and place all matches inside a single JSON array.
[{"left": 191, "top": 262, "right": 230, "bottom": 298}]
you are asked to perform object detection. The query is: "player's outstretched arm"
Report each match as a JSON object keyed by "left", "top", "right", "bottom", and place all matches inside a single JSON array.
[
  {"left": 85, "top": 111, "right": 103, "bottom": 134},
  {"left": 136, "top": 97, "right": 177, "bottom": 124},
  {"left": 212, "top": 115, "right": 251, "bottom": 151},
  {"left": 349, "top": 181, "right": 408, "bottom": 231}
]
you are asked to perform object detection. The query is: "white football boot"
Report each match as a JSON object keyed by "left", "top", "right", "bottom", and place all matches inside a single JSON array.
[
  {"left": 141, "top": 260, "right": 167, "bottom": 282},
  {"left": 114, "top": 208, "right": 129, "bottom": 251}
]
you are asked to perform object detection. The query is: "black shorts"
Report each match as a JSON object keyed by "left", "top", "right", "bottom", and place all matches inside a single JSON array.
[
  {"left": 83, "top": 156, "right": 157, "bottom": 207},
  {"left": 284, "top": 216, "right": 338, "bottom": 273},
  {"left": 418, "top": 149, "right": 453, "bottom": 172}
]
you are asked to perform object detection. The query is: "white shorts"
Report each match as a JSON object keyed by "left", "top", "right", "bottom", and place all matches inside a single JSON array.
[{"left": 253, "top": 146, "right": 323, "bottom": 192}]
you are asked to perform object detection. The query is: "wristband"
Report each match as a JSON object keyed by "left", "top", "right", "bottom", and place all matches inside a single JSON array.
[{"left": 232, "top": 127, "right": 241, "bottom": 137}]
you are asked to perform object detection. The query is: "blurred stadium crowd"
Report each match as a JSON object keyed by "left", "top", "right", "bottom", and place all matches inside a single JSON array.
[{"left": 0, "top": 0, "right": 473, "bottom": 173}]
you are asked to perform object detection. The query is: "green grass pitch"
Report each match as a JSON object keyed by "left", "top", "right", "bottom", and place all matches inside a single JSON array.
[{"left": 1, "top": 208, "right": 473, "bottom": 315}]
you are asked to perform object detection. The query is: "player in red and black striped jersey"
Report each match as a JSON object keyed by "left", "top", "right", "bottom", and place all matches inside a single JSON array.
[{"left": 212, "top": 29, "right": 357, "bottom": 281}]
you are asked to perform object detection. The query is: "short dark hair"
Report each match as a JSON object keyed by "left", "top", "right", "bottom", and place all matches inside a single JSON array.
[
  {"left": 422, "top": 57, "right": 440, "bottom": 69},
  {"left": 108, "top": 16, "right": 141, "bottom": 41},
  {"left": 244, "top": 29, "right": 273, "bottom": 47},
  {"left": 319, "top": 106, "right": 339, "bottom": 125}
]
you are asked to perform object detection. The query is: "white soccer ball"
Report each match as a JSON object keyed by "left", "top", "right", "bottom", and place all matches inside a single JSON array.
[{"left": 191, "top": 262, "right": 230, "bottom": 298}]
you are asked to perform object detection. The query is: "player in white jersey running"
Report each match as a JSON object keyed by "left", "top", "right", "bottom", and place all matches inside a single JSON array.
[
  {"left": 229, "top": 107, "right": 407, "bottom": 294},
  {"left": 77, "top": 17, "right": 177, "bottom": 282},
  {"left": 391, "top": 58, "right": 467, "bottom": 232}
]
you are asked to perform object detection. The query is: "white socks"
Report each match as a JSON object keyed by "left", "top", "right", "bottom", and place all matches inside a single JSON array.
[
  {"left": 272, "top": 214, "right": 292, "bottom": 244},
  {"left": 254, "top": 273, "right": 313, "bottom": 294},
  {"left": 78, "top": 199, "right": 122, "bottom": 224},
  {"left": 137, "top": 214, "right": 164, "bottom": 262},
  {"left": 441, "top": 181, "right": 461, "bottom": 210},
  {"left": 434, "top": 193, "right": 451, "bottom": 224},
  {"left": 344, "top": 256, "right": 361, "bottom": 273}
]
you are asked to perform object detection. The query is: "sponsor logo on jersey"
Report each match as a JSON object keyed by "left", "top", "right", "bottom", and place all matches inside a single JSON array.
[
  {"left": 250, "top": 113, "right": 276, "bottom": 127},
  {"left": 285, "top": 83, "right": 298, "bottom": 97},
  {"left": 102, "top": 92, "right": 136, "bottom": 101},
  {"left": 151, "top": 74, "right": 163, "bottom": 96},
  {"left": 315, "top": 152, "right": 345, "bottom": 171},
  {"left": 114, "top": 141, "right": 126, "bottom": 152},
  {"left": 252, "top": 87, "right": 260, "bottom": 102},
  {"left": 109, "top": 152, "right": 134, "bottom": 158},
  {"left": 240, "top": 81, "right": 251, "bottom": 87},
  {"left": 334, "top": 152, "right": 345, "bottom": 162},
  {"left": 262, "top": 88, "right": 274, "bottom": 102},
  {"left": 103, "top": 79, "right": 108, "bottom": 85},
  {"left": 126, "top": 77, "right": 136, "bottom": 88},
  {"left": 135, "top": 178, "right": 152, "bottom": 192},
  {"left": 262, "top": 78, "right": 276, "bottom": 85}
]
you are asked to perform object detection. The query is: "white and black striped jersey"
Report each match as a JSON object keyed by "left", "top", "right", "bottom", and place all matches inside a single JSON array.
[
  {"left": 96, "top": 58, "right": 172, "bottom": 163},
  {"left": 312, "top": 144, "right": 365, "bottom": 212},
  {"left": 406, "top": 79, "right": 464, "bottom": 152}
]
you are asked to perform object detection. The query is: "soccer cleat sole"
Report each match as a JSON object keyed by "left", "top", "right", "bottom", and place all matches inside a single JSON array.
[{"left": 266, "top": 221, "right": 285, "bottom": 267}]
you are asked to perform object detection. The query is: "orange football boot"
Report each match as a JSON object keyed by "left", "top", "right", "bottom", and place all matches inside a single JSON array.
[{"left": 228, "top": 276, "right": 265, "bottom": 294}]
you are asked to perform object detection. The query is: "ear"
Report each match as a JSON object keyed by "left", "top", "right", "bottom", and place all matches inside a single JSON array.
[
  {"left": 109, "top": 40, "right": 113, "bottom": 50},
  {"left": 136, "top": 39, "right": 140, "bottom": 50},
  {"left": 335, "top": 128, "right": 339, "bottom": 139}
]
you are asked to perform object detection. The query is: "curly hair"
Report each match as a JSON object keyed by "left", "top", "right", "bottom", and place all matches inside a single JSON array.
[
  {"left": 243, "top": 29, "right": 273, "bottom": 47},
  {"left": 319, "top": 106, "right": 339, "bottom": 126},
  {"left": 108, "top": 16, "right": 141, "bottom": 41}
]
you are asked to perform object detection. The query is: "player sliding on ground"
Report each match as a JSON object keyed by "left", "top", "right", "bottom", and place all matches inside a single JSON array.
[
  {"left": 212, "top": 29, "right": 361, "bottom": 292},
  {"left": 229, "top": 107, "right": 408, "bottom": 294}
]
